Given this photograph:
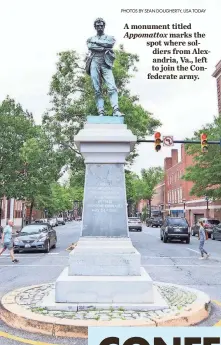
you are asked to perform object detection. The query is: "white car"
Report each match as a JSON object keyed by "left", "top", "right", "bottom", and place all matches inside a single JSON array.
[
  {"left": 49, "top": 218, "right": 57, "bottom": 227},
  {"left": 128, "top": 217, "right": 142, "bottom": 232},
  {"left": 57, "top": 217, "right": 65, "bottom": 225}
]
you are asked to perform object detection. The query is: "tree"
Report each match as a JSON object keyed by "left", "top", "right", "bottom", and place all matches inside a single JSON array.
[
  {"left": 140, "top": 167, "right": 164, "bottom": 216},
  {"left": 125, "top": 167, "right": 164, "bottom": 217},
  {"left": 182, "top": 115, "right": 221, "bottom": 199},
  {"left": 36, "top": 182, "right": 74, "bottom": 217},
  {"left": 0, "top": 96, "right": 34, "bottom": 198},
  {"left": 43, "top": 47, "right": 161, "bottom": 170},
  {"left": 15, "top": 128, "right": 65, "bottom": 222}
]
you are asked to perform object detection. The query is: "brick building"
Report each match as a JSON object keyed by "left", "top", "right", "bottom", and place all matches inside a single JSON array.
[
  {"left": 164, "top": 146, "right": 221, "bottom": 226},
  {"left": 137, "top": 199, "right": 147, "bottom": 214},
  {"left": 212, "top": 60, "right": 221, "bottom": 114},
  {"left": 151, "top": 181, "right": 165, "bottom": 212},
  {"left": 0, "top": 197, "right": 43, "bottom": 229}
]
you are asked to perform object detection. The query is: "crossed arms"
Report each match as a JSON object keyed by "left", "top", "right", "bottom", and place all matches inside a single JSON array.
[{"left": 87, "top": 36, "right": 115, "bottom": 51}]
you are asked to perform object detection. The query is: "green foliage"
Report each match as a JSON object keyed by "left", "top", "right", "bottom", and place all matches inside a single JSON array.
[
  {"left": 140, "top": 167, "right": 164, "bottom": 200},
  {"left": 0, "top": 96, "right": 66, "bottom": 219},
  {"left": 43, "top": 46, "right": 161, "bottom": 169},
  {"left": 125, "top": 167, "right": 164, "bottom": 214},
  {"left": 125, "top": 170, "right": 139, "bottom": 202},
  {"left": 0, "top": 96, "right": 34, "bottom": 198},
  {"left": 182, "top": 116, "right": 221, "bottom": 199}
]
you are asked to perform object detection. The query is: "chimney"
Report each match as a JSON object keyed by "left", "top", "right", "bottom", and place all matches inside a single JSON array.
[
  {"left": 164, "top": 157, "right": 172, "bottom": 171},
  {"left": 171, "top": 149, "right": 178, "bottom": 166}
]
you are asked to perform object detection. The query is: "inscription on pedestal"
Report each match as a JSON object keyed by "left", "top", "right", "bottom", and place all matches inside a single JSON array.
[{"left": 82, "top": 164, "right": 129, "bottom": 237}]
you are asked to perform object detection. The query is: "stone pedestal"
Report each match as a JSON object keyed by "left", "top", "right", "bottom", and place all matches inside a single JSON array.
[{"left": 55, "top": 116, "right": 154, "bottom": 306}]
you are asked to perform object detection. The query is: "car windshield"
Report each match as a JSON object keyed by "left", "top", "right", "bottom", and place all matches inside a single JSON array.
[
  {"left": 19, "top": 225, "right": 47, "bottom": 235},
  {"left": 168, "top": 218, "right": 188, "bottom": 226},
  {"left": 208, "top": 220, "right": 220, "bottom": 225}
]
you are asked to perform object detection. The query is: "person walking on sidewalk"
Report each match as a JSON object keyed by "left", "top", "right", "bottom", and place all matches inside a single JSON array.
[
  {"left": 198, "top": 220, "right": 210, "bottom": 259},
  {"left": 0, "top": 220, "right": 19, "bottom": 263}
]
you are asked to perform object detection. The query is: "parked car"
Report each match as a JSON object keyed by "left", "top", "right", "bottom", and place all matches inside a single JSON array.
[
  {"left": 211, "top": 223, "right": 221, "bottom": 240},
  {"left": 57, "top": 217, "right": 65, "bottom": 225},
  {"left": 34, "top": 218, "right": 48, "bottom": 224},
  {"left": 146, "top": 216, "right": 163, "bottom": 227},
  {"left": 128, "top": 217, "right": 142, "bottom": 232},
  {"left": 191, "top": 218, "right": 220, "bottom": 238},
  {"left": 160, "top": 217, "right": 190, "bottom": 244},
  {"left": 13, "top": 223, "right": 57, "bottom": 253},
  {"left": 48, "top": 218, "right": 57, "bottom": 227}
]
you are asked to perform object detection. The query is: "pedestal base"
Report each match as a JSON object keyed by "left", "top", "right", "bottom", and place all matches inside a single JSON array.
[
  {"left": 68, "top": 238, "right": 141, "bottom": 276},
  {"left": 55, "top": 267, "right": 153, "bottom": 303}
]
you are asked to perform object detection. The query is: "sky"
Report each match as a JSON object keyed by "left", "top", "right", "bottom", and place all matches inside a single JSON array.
[{"left": 0, "top": 0, "right": 220, "bottom": 175}]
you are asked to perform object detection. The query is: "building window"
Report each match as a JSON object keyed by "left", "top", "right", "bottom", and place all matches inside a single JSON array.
[{"left": 180, "top": 188, "right": 183, "bottom": 201}]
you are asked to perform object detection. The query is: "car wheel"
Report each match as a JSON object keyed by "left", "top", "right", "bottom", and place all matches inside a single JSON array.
[
  {"left": 163, "top": 233, "right": 167, "bottom": 243},
  {"left": 211, "top": 233, "right": 215, "bottom": 240},
  {"left": 186, "top": 237, "right": 190, "bottom": 244},
  {"left": 191, "top": 229, "right": 195, "bottom": 236},
  {"left": 44, "top": 241, "right": 50, "bottom": 253},
  {"left": 52, "top": 237, "right": 57, "bottom": 248}
]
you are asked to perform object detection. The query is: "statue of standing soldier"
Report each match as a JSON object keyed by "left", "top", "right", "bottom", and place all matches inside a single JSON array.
[{"left": 86, "top": 18, "right": 122, "bottom": 117}]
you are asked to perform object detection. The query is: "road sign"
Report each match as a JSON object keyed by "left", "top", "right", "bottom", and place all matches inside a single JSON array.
[{"left": 163, "top": 136, "right": 174, "bottom": 146}]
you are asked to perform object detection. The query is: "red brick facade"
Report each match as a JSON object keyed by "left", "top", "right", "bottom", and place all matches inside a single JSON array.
[
  {"left": 212, "top": 60, "right": 221, "bottom": 114},
  {"left": 151, "top": 181, "right": 165, "bottom": 210},
  {"left": 164, "top": 146, "right": 221, "bottom": 226}
]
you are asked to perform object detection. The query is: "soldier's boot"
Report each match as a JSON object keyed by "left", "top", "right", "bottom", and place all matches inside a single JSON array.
[
  {"left": 113, "top": 108, "right": 123, "bottom": 117},
  {"left": 98, "top": 110, "right": 105, "bottom": 116}
]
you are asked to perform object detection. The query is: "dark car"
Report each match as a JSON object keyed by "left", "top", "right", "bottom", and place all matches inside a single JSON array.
[
  {"left": 13, "top": 223, "right": 57, "bottom": 253},
  {"left": 128, "top": 217, "right": 142, "bottom": 231},
  {"left": 160, "top": 217, "right": 190, "bottom": 244},
  {"left": 191, "top": 218, "right": 220, "bottom": 238},
  {"left": 211, "top": 223, "right": 221, "bottom": 240},
  {"left": 146, "top": 216, "right": 163, "bottom": 227},
  {"left": 0, "top": 226, "right": 3, "bottom": 239}
]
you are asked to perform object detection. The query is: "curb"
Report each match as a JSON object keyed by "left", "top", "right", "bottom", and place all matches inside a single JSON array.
[{"left": 0, "top": 283, "right": 211, "bottom": 338}]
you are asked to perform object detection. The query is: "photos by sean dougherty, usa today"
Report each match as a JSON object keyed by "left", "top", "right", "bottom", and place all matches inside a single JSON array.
[{"left": 0, "top": 0, "right": 221, "bottom": 344}]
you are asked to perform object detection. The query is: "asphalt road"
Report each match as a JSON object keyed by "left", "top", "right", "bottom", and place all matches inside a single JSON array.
[{"left": 1, "top": 222, "right": 221, "bottom": 344}]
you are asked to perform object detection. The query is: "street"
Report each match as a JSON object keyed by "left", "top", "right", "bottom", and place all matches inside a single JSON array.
[{"left": 1, "top": 222, "right": 221, "bottom": 344}]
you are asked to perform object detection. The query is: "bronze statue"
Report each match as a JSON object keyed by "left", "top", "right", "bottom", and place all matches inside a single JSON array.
[{"left": 86, "top": 18, "right": 122, "bottom": 117}]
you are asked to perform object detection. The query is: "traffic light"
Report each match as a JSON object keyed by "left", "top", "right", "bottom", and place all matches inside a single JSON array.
[
  {"left": 154, "top": 132, "right": 161, "bottom": 152},
  {"left": 201, "top": 133, "right": 208, "bottom": 153}
]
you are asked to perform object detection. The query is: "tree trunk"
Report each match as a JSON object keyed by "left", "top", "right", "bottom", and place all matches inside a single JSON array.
[{"left": 28, "top": 200, "right": 34, "bottom": 224}]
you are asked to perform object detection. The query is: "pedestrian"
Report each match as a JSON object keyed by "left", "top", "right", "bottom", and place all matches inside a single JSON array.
[
  {"left": 198, "top": 220, "right": 210, "bottom": 259},
  {"left": 0, "top": 220, "right": 19, "bottom": 263}
]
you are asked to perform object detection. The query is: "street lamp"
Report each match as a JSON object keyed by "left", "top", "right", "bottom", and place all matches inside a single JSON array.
[
  {"left": 182, "top": 198, "right": 186, "bottom": 217},
  {"left": 161, "top": 203, "right": 164, "bottom": 220},
  {"left": 168, "top": 203, "right": 171, "bottom": 216},
  {"left": 205, "top": 196, "right": 209, "bottom": 217}
]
